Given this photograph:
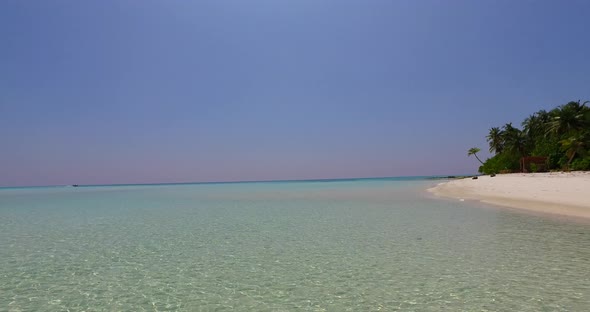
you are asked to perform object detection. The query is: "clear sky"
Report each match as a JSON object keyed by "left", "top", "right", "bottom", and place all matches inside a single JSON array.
[{"left": 1, "top": 1, "right": 589, "bottom": 186}]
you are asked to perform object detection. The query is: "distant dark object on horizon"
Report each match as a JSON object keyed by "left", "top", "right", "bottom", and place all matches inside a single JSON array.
[
  {"left": 72, "top": 184, "right": 79, "bottom": 187},
  {"left": 472, "top": 176, "right": 478, "bottom": 180},
  {"left": 490, "top": 174, "right": 496, "bottom": 177}
]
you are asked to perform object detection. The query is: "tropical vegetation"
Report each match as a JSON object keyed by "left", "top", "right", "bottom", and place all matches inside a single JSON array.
[{"left": 471, "top": 100, "right": 590, "bottom": 174}]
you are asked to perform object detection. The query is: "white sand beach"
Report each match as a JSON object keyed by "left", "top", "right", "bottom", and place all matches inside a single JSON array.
[{"left": 429, "top": 172, "right": 590, "bottom": 219}]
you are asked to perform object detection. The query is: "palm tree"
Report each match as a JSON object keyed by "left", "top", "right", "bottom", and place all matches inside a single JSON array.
[
  {"left": 522, "top": 114, "right": 538, "bottom": 135},
  {"left": 486, "top": 127, "right": 504, "bottom": 154},
  {"left": 546, "top": 100, "right": 589, "bottom": 136},
  {"left": 530, "top": 110, "right": 551, "bottom": 140},
  {"left": 560, "top": 133, "right": 588, "bottom": 169},
  {"left": 534, "top": 110, "right": 551, "bottom": 129},
  {"left": 522, "top": 112, "right": 549, "bottom": 141},
  {"left": 467, "top": 147, "right": 484, "bottom": 165},
  {"left": 502, "top": 123, "right": 527, "bottom": 157}
]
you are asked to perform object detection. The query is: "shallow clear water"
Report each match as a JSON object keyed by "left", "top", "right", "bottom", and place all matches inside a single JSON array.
[{"left": 1, "top": 179, "right": 589, "bottom": 311}]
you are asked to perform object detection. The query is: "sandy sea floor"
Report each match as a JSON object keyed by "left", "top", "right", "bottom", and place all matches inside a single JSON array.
[{"left": 1, "top": 179, "right": 589, "bottom": 311}]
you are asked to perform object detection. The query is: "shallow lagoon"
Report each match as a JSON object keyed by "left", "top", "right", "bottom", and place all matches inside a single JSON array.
[{"left": 1, "top": 179, "right": 589, "bottom": 311}]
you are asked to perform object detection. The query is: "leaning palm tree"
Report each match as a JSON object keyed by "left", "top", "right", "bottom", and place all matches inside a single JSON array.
[{"left": 467, "top": 147, "right": 484, "bottom": 165}]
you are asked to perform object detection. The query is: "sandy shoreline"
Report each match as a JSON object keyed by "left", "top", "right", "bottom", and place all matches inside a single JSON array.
[{"left": 428, "top": 172, "right": 590, "bottom": 219}]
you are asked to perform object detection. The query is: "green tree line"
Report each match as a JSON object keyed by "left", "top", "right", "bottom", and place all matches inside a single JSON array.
[{"left": 469, "top": 100, "right": 590, "bottom": 174}]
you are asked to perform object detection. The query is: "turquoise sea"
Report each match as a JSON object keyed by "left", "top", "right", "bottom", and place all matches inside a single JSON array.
[{"left": 1, "top": 178, "right": 589, "bottom": 311}]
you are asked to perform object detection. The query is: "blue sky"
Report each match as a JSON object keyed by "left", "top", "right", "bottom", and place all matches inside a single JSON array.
[{"left": 1, "top": 1, "right": 589, "bottom": 186}]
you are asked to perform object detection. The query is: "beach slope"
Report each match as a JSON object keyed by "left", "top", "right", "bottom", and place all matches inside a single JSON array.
[{"left": 429, "top": 172, "right": 590, "bottom": 219}]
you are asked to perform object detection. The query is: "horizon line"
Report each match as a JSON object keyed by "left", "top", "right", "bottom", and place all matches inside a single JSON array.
[{"left": 0, "top": 174, "right": 472, "bottom": 189}]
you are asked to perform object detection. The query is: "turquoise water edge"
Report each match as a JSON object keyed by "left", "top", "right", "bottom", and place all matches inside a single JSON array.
[{"left": 1, "top": 178, "right": 589, "bottom": 311}]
